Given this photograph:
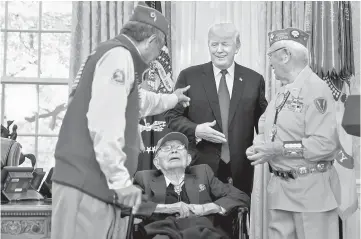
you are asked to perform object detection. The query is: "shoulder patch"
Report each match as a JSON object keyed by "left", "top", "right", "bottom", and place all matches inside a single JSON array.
[
  {"left": 314, "top": 97, "right": 327, "bottom": 114},
  {"left": 111, "top": 69, "right": 125, "bottom": 84}
]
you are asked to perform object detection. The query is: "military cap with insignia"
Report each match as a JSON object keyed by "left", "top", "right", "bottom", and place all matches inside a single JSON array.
[
  {"left": 130, "top": 2, "right": 169, "bottom": 35},
  {"left": 267, "top": 28, "right": 310, "bottom": 54}
]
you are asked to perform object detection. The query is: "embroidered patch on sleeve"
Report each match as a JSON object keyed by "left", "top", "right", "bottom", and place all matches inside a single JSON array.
[
  {"left": 111, "top": 69, "right": 125, "bottom": 84},
  {"left": 314, "top": 97, "right": 327, "bottom": 114}
]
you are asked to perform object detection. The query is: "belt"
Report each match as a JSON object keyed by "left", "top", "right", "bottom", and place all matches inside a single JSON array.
[{"left": 269, "top": 161, "right": 334, "bottom": 180}]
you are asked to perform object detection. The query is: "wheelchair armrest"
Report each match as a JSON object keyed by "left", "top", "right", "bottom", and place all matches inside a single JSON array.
[
  {"left": 237, "top": 206, "right": 248, "bottom": 214},
  {"left": 134, "top": 218, "right": 143, "bottom": 224},
  {"left": 231, "top": 206, "right": 249, "bottom": 239}
]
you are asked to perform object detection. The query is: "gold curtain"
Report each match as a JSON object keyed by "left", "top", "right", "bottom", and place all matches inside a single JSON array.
[{"left": 69, "top": 1, "right": 138, "bottom": 82}]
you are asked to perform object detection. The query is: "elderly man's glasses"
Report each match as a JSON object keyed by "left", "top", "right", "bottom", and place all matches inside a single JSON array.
[
  {"left": 268, "top": 47, "right": 286, "bottom": 57},
  {"left": 159, "top": 144, "right": 185, "bottom": 152}
]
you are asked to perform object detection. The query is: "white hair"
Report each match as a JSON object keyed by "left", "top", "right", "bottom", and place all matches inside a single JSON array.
[
  {"left": 208, "top": 23, "right": 241, "bottom": 47},
  {"left": 276, "top": 40, "right": 309, "bottom": 66}
]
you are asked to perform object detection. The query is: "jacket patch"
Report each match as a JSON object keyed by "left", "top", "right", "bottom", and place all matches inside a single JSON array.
[
  {"left": 314, "top": 97, "right": 327, "bottom": 114},
  {"left": 111, "top": 69, "right": 125, "bottom": 84}
]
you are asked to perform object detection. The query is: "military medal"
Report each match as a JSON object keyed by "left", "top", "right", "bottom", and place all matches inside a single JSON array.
[
  {"left": 292, "top": 98, "right": 303, "bottom": 113},
  {"left": 270, "top": 125, "right": 277, "bottom": 141}
]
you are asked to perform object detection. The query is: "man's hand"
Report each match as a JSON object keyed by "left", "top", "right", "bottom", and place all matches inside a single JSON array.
[
  {"left": 253, "top": 133, "right": 265, "bottom": 147},
  {"left": 173, "top": 85, "right": 191, "bottom": 108},
  {"left": 169, "top": 202, "right": 193, "bottom": 218},
  {"left": 246, "top": 145, "right": 256, "bottom": 158},
  {"left": 195, "top": 120, "right": 227, "bottom": 143},
  {"left": 247, "top": 142, "right": 283, "bottom": 166},
  {"left": 188, "top": 203, "right": 223, "bottom": 216},
  {"left": 114, "top": 185, "right": 142, "bottom": 213},
  {"left": 246, "top": 134, "right": 265, "bottom": 158},
  {"left": 188, "top": 204, "right": 204, "bottom": 216}
]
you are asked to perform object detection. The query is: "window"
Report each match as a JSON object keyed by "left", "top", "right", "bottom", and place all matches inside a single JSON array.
[{"left": 0, "top": 1, "right": 72, "bottom": 172}]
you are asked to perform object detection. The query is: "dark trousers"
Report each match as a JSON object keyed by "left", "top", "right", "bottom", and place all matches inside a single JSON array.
[{"left": 216, "top": 160, "right": 232, "bottom": 184}]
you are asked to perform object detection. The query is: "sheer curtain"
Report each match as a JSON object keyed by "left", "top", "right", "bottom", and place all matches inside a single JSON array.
[{"left": 171, "top": 2, "right": 305, "bottom": 239}]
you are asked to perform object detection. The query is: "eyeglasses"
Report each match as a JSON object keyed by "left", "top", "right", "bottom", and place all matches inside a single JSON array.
[
  {"left": 159, "top": 144, "right": 185, "bottom": 152},
  {"left": 267, "top": 47, "right": 286, "bottom": 57}
]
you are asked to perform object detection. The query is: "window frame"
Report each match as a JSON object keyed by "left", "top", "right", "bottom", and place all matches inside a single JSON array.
[{"left": 1, "top": 1, "right": 72, "bottom": 169}]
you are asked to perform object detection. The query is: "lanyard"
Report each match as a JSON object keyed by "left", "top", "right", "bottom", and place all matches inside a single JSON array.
[{"left": 271, "top": 91, "right": 291, "bottom": 142}]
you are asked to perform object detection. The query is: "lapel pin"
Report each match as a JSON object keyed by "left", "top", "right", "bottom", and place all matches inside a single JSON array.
[
  {"left": 239, "top": 77, "right": 243, "bottom": 82},
  {"left": 199, "top": 184, "right": 206, "bottom": 192}
]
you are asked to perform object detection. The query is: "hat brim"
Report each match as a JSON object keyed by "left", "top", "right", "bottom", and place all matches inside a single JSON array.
[{"left": 155, "top": 132, "right": 189, "bottom": 155}]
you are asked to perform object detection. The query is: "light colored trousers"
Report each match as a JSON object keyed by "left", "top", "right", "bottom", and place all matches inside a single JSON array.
[
  {"left": 51, "top": 182, "right": 129, "bottom": 239},
  {"left": 269, "top": 209, "right": 339, "bottom": 239}
]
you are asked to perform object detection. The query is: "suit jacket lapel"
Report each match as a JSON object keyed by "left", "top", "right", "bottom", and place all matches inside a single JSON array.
[
  {"left": 150, "top": 174, "right": 166, "bottom": 203},
  {"left": 201, "top": 62, "right": 223, "bottom": 129},
  {"left": 184, "top": 174, "right": 199, "bottom": 204},
  {"left": 229, "top": 63, "right": 246, "bottom": 127}
]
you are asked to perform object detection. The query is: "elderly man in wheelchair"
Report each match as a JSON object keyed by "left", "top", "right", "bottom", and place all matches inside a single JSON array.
[{"left": 131, "top": 132, "right": 250, "bottom": 239}]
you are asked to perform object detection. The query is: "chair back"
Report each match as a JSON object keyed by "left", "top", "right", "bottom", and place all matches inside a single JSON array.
[{"left": 1, "top": 138, "right": 21, "bottom": 169}]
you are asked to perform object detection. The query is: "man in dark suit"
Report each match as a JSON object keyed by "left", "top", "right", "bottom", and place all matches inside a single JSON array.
[
  {"left": 134, "top": 132, "right": 250, "bottom": 239},
  {"left": 164, "top": 23, "right": 268, "bottom": 195}
]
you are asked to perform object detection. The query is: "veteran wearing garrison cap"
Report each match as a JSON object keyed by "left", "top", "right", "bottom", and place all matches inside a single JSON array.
[
  {"left": 246, "top": 28, "right": 340, "bottom": 239},
  {"left": 51, "top": 3, "right": 190, "bottom": 239}
]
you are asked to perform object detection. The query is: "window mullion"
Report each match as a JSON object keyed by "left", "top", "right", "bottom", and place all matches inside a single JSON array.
[
  {"left": 2, "top": 3, "right": 8, "bottom": 125},
  {"left": 1, "top": 76, "right": 70, "bottom": 84},
  {"left": 0, "top": 29, "right": 71, "bottom": 34},
  {"left": 35, "top": 84, "right": 39, "bottom": 167},
  {"left": 38, "top": 2, "right": 42, "bottom": 79},
  {"left": 1, "top": 84, "right": 5, "bottom": 125},
  {"left": 3, "top": 2, "right": 8, "bottom": 76},
  {"left": 17, "top": 133, "right": 58, "bottom": 137},
  {"left": 34, "top": 2, "right": 42, "bottom": 168}
]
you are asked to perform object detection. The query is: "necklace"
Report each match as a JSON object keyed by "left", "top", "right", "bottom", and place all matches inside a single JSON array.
[{"left": 173, "top": 180, "right": 184, "bottom": 202}]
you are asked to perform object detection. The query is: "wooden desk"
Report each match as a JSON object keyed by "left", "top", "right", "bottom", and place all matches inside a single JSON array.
[{"left": 1, "top": 201, "right": 51, "bottom": 239}]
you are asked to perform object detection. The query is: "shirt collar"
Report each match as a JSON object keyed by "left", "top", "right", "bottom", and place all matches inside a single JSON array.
[
  {"left": 212, "top": 62, "right": 235, "bottom": 78},
  {"left": 120, "top": 34, "right": 144, "bottom": 60},
  {"left": 284, "top": 65, "right": 312, "bottom": 97},
  {"left": 164, "top": 174, "right": 185, "bottom": 187}
]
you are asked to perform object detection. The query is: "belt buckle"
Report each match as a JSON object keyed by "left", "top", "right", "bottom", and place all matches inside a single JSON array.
[
  {"left": 297, "top": 166, "right": 309, "bottom": 176},
  {"left": 316, "top": 162, "right": 328, "bottom": 173}
]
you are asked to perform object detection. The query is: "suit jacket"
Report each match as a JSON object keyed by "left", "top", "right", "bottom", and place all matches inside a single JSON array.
[
  {"left": 164, "top": 62, "right": 268, "bottom": 195},
  {"left": 134, "top": 164, "right": 250, "bottom": 218}
]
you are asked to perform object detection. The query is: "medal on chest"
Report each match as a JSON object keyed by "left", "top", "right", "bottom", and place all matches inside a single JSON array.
[
  {"left": 270, "top": 125, "right": 277, "bottom": 141},
  {"left": 289, "top": 98, "right": 304, "bottom": 112}
]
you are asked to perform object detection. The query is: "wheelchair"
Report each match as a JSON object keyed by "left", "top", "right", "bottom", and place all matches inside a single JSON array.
[{"left": 120, "top": 206, "right": 249, "bottom": 239}]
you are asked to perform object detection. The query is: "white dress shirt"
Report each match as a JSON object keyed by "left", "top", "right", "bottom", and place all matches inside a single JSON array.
[
  {"left": 87, "top": 46, "right": 178, "bottom": 191},
  {"left": 164, "top": 174, "right": 185, "bottom": 187},
  {"left": 212, "top": 62, "right": 235, "bottom": 98}
]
